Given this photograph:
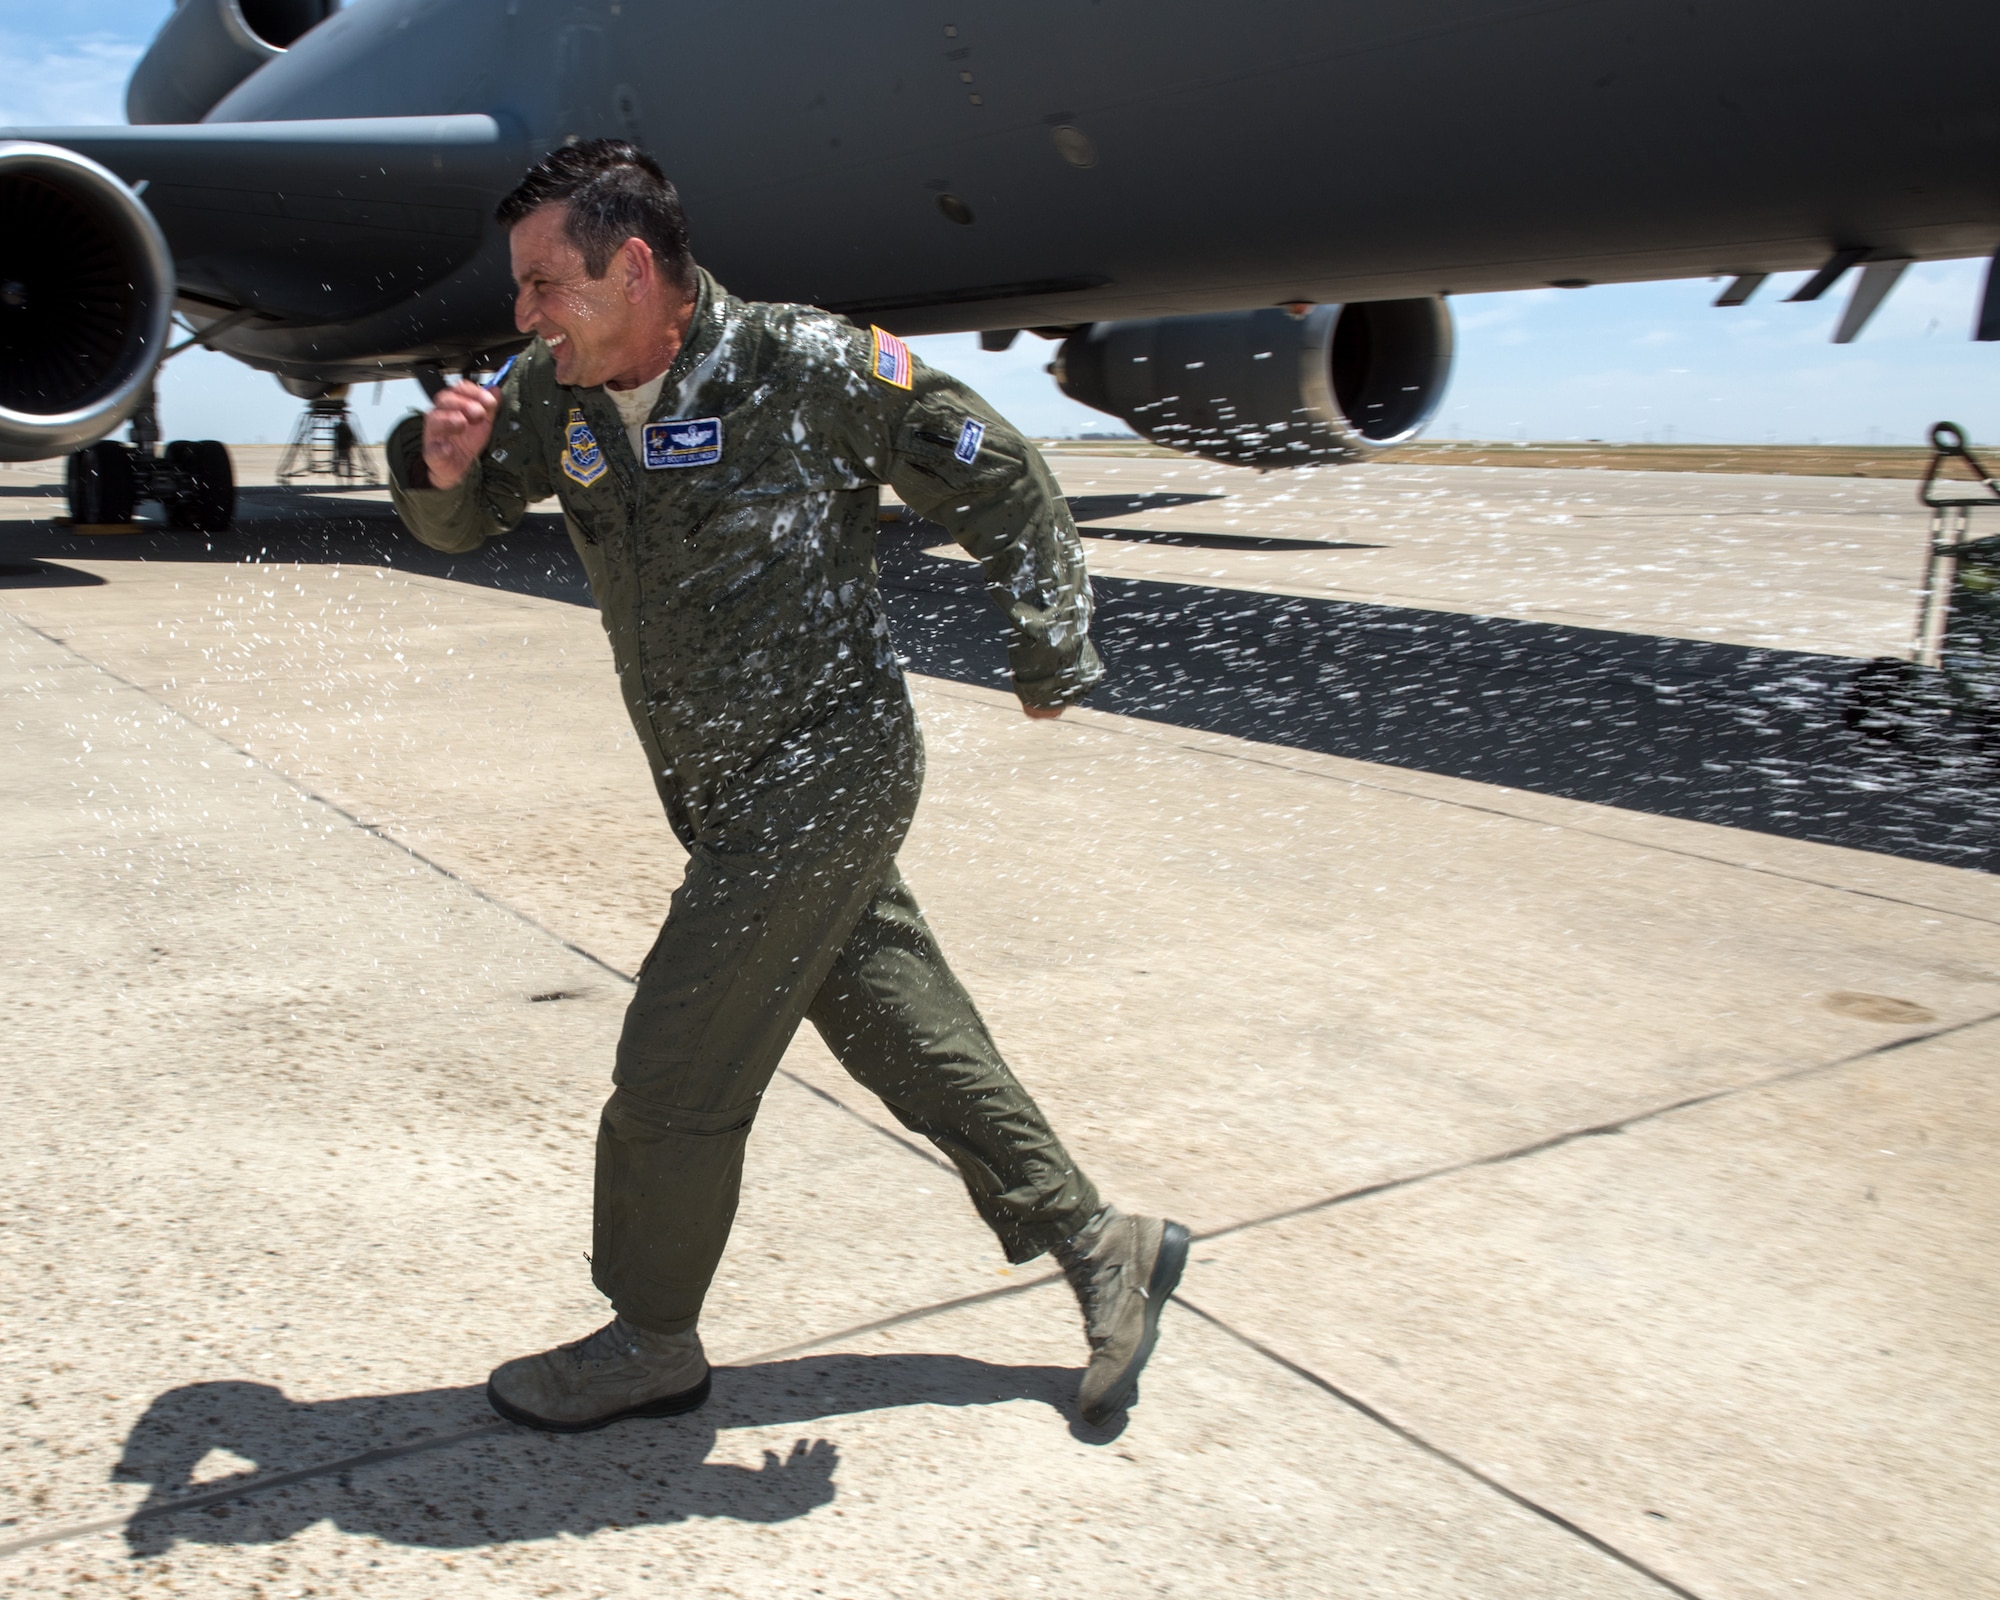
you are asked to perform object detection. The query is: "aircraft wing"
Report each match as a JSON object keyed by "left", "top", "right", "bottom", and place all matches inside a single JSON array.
[{"left": 4, "top": 115, "right": 525, "bottom": 324}]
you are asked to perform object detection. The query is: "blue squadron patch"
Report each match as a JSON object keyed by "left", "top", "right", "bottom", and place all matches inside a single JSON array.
[
  {"left": 561, "top": 408, "right": 606, "bottom": 487},
  {"left": 643, "top": 416, "right": 723, "bottom": 469},
  {"left": 954, "top": 417, "right": 986, "bottom": 464}
]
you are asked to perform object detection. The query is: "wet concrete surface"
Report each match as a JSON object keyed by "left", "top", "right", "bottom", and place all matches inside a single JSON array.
[
  {"left": 9, "top": 454, "right": 1988, "bottom": 871},
  {"left": 1036, "top": 452, "right": 1936, "bottom": 659},
  {"left": 884, "top": 520, "right": 1997, "bottom": 874},
  {"left": 0, "top": 448, "right": 1995, "bottom": 1598}
]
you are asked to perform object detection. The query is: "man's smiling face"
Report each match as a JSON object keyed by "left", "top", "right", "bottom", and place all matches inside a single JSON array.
[{"left": 509, "top": 204, "right": 636, "bottom": 388}]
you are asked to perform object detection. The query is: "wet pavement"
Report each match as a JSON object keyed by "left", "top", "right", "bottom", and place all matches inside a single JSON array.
[{"left": 1, "top": 448, "right": 1994, "bottom": 1598}]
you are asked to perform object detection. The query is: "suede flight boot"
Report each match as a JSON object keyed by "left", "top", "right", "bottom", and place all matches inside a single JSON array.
[
  {"left": 486, "top": 1316, "right": 711, "bottom": 1433},
  {"left": 1054, "top": 1208, "right": 1190, "bottom": 1427}
]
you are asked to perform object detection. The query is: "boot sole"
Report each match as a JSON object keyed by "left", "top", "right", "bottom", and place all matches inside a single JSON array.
[
  {"left": 1081, "top": 1219, "right": 1190, "bottom": 1427},
  {"left": 485, "top": 1369, "right": 713, "bottom": 1434}
]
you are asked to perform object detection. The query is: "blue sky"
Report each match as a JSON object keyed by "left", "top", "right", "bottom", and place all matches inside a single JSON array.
[{"left": 7, "top": 2, "right": 1997, "bottom": 447}]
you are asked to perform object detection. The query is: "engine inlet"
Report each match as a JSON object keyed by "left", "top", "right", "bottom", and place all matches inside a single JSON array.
[{"left": 0, "top": 143, "right": 174, "bottom": 462}]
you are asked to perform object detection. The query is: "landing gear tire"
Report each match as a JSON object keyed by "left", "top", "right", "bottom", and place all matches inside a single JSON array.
[
  {"left": 163, "top": 439, "right": 235, "bottom": 533},
  {"left": 65, "top": 442, "right": 137, "bottom": 526}
]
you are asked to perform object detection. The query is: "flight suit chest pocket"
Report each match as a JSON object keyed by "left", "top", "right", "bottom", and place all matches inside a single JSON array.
[
  {"left": 555, "top": 473, "right": 627, "bottom": 549},
  {"left": 641, "top": 418, "right": 788, "bottom": 547}
]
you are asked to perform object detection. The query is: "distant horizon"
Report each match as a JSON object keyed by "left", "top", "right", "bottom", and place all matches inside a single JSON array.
[
  {"left": 12, "top": 432, "right": 1979, "bottom": 464},
  {"left": 81, "top": 273, "right": 2000, "bottom": 457}
]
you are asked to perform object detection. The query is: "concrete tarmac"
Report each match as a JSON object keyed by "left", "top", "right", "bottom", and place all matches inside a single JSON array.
[
  {"left": 1, "top": 448, "right": 1995, "bottom": 1599},
  {"left": 1037, "top": 449, "right": 1932, "bottom": 657}
]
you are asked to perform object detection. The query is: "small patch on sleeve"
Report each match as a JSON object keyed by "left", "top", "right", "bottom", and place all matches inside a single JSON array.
[
  {"left": 953, "top": 417, "right": 986, "bottom": 464},
  {"left": 869, "top": 326, "right": 913, "bottom": 389}
]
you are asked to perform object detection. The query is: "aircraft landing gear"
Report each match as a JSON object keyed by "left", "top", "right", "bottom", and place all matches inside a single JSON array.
[
  {"left": 66, "top": 442, "right": 138, "bottom": 526},
  {"left": 277, "top": 389, "right": 380, "bottom": 486},
  {"left": 63, "top": 383, "right": 235, "bottom": 533},
  {"left": 162, "top": 439, "right": 236, "bottom": 532}
]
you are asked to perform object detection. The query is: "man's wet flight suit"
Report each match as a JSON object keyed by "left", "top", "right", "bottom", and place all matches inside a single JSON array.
[{"left": 388, "top": 270, "right": 1106, "bottom": 1336}]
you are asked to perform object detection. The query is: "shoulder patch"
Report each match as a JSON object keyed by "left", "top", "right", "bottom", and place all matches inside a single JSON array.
[
  {"left": 869, "top": 325, "right": 913, "bottom": 390},
  {"left": 561, "top": 408, "right": 606, "bottom": 487},
  {"left": 954, "top": 417, "right": 986, "bottom": 464}
]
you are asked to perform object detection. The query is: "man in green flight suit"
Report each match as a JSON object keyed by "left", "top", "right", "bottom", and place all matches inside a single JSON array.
[{"left": 388, "top": 140, "right": 1186, "bottom": 1433}]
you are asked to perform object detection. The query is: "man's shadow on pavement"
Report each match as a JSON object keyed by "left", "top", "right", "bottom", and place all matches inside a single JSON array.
[{"left": 112, "top": 1352, "right": 1079, "bottom": 1556}]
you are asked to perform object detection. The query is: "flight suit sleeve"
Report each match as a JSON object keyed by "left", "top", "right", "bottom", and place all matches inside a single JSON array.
[
  {"left": 876, "top": 358, "right": 1104, "bottom": 710},
  {"left": 386, "top": 367, "right": 552, "bottom": 554}
]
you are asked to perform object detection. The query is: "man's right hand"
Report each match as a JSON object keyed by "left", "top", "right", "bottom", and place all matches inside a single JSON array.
[{"left": 421, "top": 381, "right": 502, "bottom": 490}]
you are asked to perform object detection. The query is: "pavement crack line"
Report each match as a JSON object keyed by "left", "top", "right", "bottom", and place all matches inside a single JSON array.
[
  {"left": 7, "top": 614, "right": 946, "bottom": 1179},
  {"left": 5, "top": 615, "right": 1982, "bottom": 1580},
  {"left": 1170, "top": 1293, "right": 1713, "bottom": 1600},
  {"left": 0, "top": 1294, "right": 1062, "bottom": 1564},
  {"left": 0, "top": 1427, "right": 509, "bottom": 1562},
  {"left": 0, "top": 1274, "right": 1706, "bottom": 1588},
  {"left": 41, "top": 610, "right": 1972, "bottom": 1245},
  {"left": 1191, "top": 1004, "right": 2000, "bottom": 1248}
]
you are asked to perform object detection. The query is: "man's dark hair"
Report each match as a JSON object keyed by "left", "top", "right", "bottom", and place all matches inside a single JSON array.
[{"left": 495, "top": 139, "right": 696, "bottom": 290}]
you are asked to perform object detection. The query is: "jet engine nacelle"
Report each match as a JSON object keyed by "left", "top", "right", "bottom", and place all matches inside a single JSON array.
[
  {"left": 0, "top": 143, "right": 175, "bottom": 463},
  {"left": 127, "top": 0, "right": 340, "bottom": 126},
  {"left": 1053, "top": 299, "right": 1454, "bottom": 468}
]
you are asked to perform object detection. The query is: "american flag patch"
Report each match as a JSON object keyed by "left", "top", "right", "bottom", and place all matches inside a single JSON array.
[{"left": 869, "top": 325, "right": 913, "bottom": 389}]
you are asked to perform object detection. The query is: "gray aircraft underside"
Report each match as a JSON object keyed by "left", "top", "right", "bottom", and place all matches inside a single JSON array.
[{"left": 2, "top": 0, "right": 1997, "bottom": 466}]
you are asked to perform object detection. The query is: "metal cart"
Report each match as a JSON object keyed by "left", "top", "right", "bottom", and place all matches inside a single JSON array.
[
  {"left": 1844, "top": 422, "right": 2000, "bottom": 752},
  {"left": 1914, "top": 422, "right": 2000, "bottom": 702}
]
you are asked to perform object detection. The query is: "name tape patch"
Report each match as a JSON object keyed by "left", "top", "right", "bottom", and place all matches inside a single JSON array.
[
  {"left": 561, "top": 409, "right": 606, "bottom": 487},
  {"left": 954, "top": 417, "right": 986, "bottom": 464},
  {"left": 869, "top": 325, "right": 913, "bottom": 390},
  {"left": 643, "top": 416, "right": 723, "bottom": 469}
]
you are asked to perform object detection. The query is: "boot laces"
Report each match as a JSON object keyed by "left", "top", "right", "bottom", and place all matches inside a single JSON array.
[
  {"left": 564, "top": 1318, "right": 639, "bottom": 1369},
  {"left": 1079, "top": 1260, "right": 1128, "bottom": 1347},
  {"left": 1057, "top": 1217, "right": 1128, "bottom": 1348}
]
